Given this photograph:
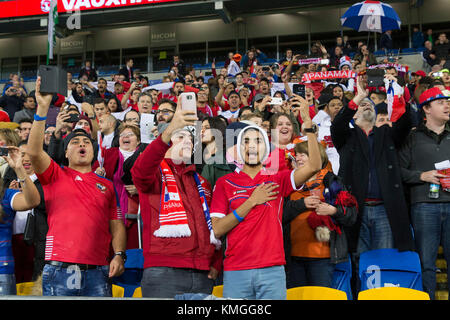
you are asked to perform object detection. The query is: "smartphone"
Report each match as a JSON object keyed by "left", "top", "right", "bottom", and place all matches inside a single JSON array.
[
  {"left": 271, "top": 97, "right": 283, "bottom": 105},
  {"left": 262, "top": 66, "right": 270, "bottom": 72},
  {"left": 227, "top": 76, "right": 236, "bottom": 84},
  {"left": 292, "top": 84, "right": 306, "bottom": 98},
  {"left": 0, "top": 147, "right": 8, "bottom": 156},
  {"left": 366, "top": 69, "right": 385, "bottom": 87},
  {"left": 180, "top": 92, "right": 197, "bottom": 114},
  {"left": 64, "top": 113, "right": 80, "bottom": 123},
  {"left": 433, "top": 72, "right": 443, "bottom": 78}
]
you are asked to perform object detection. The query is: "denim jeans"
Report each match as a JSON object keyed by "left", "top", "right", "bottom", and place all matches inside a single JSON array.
[
  {"left": 286, "top": 257, "right": 334, "bottom": 289},
  {"left": 141, "top": 267, "right": 214, "bottom": 298},
  {"left": 42, "top": 263, "right": 112, "bottom": 297},
  {"left": 223, "top": 265, "right": 286, "bottom": 300},
  {"left": 357, "top": 204, "right": 394, "bottom": 254},
  {"left": 0, "top": 274, "right": 16, "bottom": 295},
  {"left": 411, "top": 202, "right": 450, "bottom": 300}
]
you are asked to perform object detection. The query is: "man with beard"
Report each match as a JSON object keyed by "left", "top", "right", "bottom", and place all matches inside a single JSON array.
[
  {"left": 210, "top": 97, "right": 322, "bottom": 299},
  {"left": 330, "top": 77, "right": 415, "bottom": 282}
]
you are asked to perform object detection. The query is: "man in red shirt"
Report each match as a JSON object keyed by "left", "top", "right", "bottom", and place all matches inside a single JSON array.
[
  {"left": 27, "top": 77, "right": 127, "bottom": 297},
  {"left": 210, "top": 98, "right": 322, "bottom": 299}
]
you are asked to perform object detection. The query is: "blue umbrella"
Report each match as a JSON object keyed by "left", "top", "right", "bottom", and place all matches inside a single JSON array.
[{"left": 341, "top": 0, "right": 401, "bottom": 33}]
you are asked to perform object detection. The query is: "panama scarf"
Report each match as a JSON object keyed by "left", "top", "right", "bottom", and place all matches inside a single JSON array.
[{"left": 154, "top": 160, "right": 221, "bottom": 248}]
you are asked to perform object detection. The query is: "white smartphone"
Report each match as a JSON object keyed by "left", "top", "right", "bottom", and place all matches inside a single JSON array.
[
  {"left": 180, "top": 92, "right": 197, "bottom": 114},
  {"left": 271, "top": 97, "right": 283, "bottom": 105}
]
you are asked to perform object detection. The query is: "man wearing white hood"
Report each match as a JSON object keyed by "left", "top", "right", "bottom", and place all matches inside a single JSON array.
[{"left": 210, "top": 97, "right": 322, "bottom": 299}]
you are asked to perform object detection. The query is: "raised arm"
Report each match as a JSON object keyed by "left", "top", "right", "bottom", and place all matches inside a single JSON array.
[
  {"left": 28, "top": 77, "right": 52, "bottom": 175},
  {"left": 292, "top": 95, "right": 322, "bottom": 187},
  {"left": 6, "top": 147, "right": 41, "bottom": 211}
]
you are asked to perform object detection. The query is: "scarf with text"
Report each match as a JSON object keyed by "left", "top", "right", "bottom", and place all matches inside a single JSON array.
[{"left": 154, "top": 160, "right": 221, "bottom": 248}]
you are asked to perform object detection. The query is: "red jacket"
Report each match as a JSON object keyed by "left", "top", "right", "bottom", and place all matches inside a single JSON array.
[{"left": 131, "top": 135, "right": 222, "bottom": 271}]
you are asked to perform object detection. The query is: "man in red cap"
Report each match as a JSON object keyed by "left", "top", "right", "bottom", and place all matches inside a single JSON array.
[{"left": 398, "top": 86, "right": 450, "bottom": 299}]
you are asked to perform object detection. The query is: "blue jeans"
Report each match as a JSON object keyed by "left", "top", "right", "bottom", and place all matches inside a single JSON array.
[
  {"left": 0, "top": 274, "right": 16, "bottom": 295},
  {"left": 411, "top": 202, "right": 450, "bottom": 300},
  {"left": 141, "top": 267, "right": 214, "bottom": 298},
  {"left": 223, "top": 265, "right": 286, "bottom": 300},
  {"left": 286, "top": 257, "right": 334, "bottom": 289},
  {"left": 357, "top": 204, "right": 394, "bottom": 254},
  {"left": 42, "top": 263, "right": 112, "bottom": 297}
]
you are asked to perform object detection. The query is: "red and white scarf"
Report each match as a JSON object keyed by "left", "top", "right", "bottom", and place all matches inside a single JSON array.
[{"left": 154, "top": 160, "right": 221, "bottom": 248}]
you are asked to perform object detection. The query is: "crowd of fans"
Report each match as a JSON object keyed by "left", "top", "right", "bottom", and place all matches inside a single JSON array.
[{"left": 0, "top": 29, "right": 449, "bottom": 300}]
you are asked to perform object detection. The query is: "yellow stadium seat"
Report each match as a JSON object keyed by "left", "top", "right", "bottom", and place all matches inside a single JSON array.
[
  {"left": 112, "top": 284, "right": 125, "bottom": 298},
  {"left": 287, "top": 286, "right": 348, "bottom": 300},
  {"left": 132, "top": 287, "right": 142, "bottom": 298},
  {"left": 212, "top": 285, "right": 223, "bottom": 298},
  {"left": 16, "top": 282, "right": 36, "bottom": 296},
  {"left": 358, "top": 287, "right": 430, "bottom": 300},
  {"left": 112, "top": 284, "right": 143, "bottom": 298}
]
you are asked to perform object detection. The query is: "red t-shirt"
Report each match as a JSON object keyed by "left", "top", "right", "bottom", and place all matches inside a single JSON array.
[
  {"left": 210, "top": 168, "right": 299, "bottom": 271},
  {"left": 37, "top": 160, "right": 123, "bottom": 265}
]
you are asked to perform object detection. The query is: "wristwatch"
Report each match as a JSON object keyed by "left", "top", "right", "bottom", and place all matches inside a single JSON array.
[
  {"left": 303, "top": 124, "right": 318, "bottom": 134},
  {"left": 114, "top": 251, "right": 127, "bottom": 263}
]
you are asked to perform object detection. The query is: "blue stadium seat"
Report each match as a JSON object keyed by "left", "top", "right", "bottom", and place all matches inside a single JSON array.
[
  {"left": 401, "top": 48, "right": 416, "bottom": 54},
  {"left": 359, "top": 248, "right": 423, "bottom": 292},
  {"left": 332, "top": 255, "right": 353, "bottom": 300},
  {"left": 112, "top": 248, "right": 144, "bottom": 297}
]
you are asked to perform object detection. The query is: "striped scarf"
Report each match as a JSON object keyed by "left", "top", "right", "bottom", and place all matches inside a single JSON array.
[{"left": 154, "top": 160, "right": 221, "bottom": 248}]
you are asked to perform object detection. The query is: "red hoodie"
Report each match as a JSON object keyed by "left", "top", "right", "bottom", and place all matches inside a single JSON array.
[{"left": 131, "top": 135, "right": 222, "bottom": 271}]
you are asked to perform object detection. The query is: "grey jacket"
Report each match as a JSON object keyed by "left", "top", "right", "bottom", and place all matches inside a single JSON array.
[{"left": 398, "top": 123, "right": 450, "bottom": 204}]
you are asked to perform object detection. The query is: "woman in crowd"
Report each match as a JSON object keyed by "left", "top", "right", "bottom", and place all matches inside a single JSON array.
[
  {"left": 0, "top": 129, "right": 21, "bottom": 180},
  {"left": 199, "top": 116, "right": 231, "bottom": 188},
  {"left": 264, "top": 112, "right": 298, "bottom": 173},
  {"left": 283, "top": 141, "right": 357, "bottom": 289},
  {"left": 0, "top": 147, "right": 41, "bottom": 295},
  {"left": 106, "top": 96, "right": 123, "bottom": 113},
  {"left": 94, "top": 123, "right": 142, "bottom": 249}
]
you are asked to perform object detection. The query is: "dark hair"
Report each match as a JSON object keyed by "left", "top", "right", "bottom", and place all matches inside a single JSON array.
[
  {"left": 157, "top": 98, "right": 177, "bottom": 110},
  {"left": 259, "top": 77, "right": 271, "bottom": 85},
  {"left": 19, "top": 118, "right": 33, "bottom": 126},
  {"left": 238, "top": 106, "right": 253, "bottom": 118},
  {"left": 106, "top": 96, "right": 122, "bottom": 112},
  {"left": 202, "top": 116, "right": 227, "bottom": 148},
  {"left": 93, "top": 98, "right": 107, "bottom": 106}
]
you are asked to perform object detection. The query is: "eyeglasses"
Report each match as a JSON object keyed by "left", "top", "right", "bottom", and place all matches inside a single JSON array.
[
  {"left": 120, "top": 132, "right": 136, "bottom": 138},
  {"left": 156, "top": 109, "right": 174, "bottom": 115},
  {"left": 125, "top": 117, "right": 139, "bottom": 122}
]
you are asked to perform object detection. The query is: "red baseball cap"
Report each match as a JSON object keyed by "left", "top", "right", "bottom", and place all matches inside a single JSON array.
[
  {"left": 419, "top": 87, "right": 450, "bottom": 108},
  {"left": 412, "top": 70, "right": 426, "bottom": 77}
]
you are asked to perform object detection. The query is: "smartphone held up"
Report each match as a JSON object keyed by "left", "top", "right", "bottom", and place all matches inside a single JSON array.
[{"left": 180, "top": 92, "right": 197, "bottom": 116}]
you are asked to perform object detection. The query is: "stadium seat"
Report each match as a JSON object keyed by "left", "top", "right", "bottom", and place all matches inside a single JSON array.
[
  {"left": 286, "top": 286, "right": 348, "bottom": 300},
  {"left": 212, "top": 285, "right": 223, "bottom": 298},
  {"left": 359, "top": 248, "right": 423, "bottom": 292},
  {"left": 332, "top": 255, "right": 353, "bottom": 299},
  {"left": 358, "top": 287, "right": 430, "bottom": 300},
  {"left": 16, "top": 282, "right": 36, "bottom": 296},
  {"left": 112, "top": 248, "right": 144, "bottom": 298}
]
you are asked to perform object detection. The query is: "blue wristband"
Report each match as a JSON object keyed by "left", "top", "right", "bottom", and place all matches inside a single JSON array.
[
  {"left": 34, "top": 114, "right": 47, "bottom": 121},
  {"left": 232, "top": 210, "right": 244, "bottom": 223}
]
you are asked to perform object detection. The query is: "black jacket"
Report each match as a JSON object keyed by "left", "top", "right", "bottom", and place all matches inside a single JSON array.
[
  {"left": 118, "top": 66, "right": 134, "bottom": 82},
  {"left": 330, "top": 103, "right": 415, "bottom": 253},
  {"left": 379, "top": 33, "right": 394, "bottom": 50},
  {"left": 398, "top": 123, "right": 450, "bottom": 204},
  {"left": 78, "top": 67, "right": 98, "bottom": 82},
  {"left": 283, "top": 171, "right": 357, "bottom": 267},
  {"left": 0, "top": 94, "right": 24, "bottom": 121}
]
